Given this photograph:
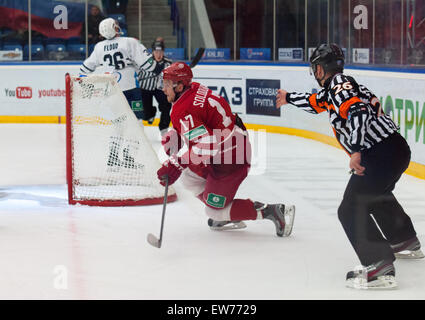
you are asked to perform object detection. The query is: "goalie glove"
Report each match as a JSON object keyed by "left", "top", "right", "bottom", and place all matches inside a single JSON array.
[
  {"left": 161, "top": 128, "right": 183, "bottom": 156},
  {"left": 157, "top": 155, "right": 187, "bottom": 186}
]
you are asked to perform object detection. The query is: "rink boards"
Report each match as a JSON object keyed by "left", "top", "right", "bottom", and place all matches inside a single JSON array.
[{"left": 0, "top": 62, "right": 424, "bottom": 179}]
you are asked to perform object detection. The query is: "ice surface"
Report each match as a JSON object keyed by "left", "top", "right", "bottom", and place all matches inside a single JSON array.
[{"left": 0, "top": 124, "right": 424, "bottom": 299}]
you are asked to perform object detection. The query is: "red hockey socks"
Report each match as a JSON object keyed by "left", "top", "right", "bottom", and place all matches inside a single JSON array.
[{"left": 229, "top": 199, "right": 261, "bottom": 221}]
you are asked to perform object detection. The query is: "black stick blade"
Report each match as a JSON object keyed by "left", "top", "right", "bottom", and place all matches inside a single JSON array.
[
  {"left": 147, "top": 233, "right": 161, "bottom": 248},
  {"left": 189, "top": 47, "right": 205, "bottom": 68}
]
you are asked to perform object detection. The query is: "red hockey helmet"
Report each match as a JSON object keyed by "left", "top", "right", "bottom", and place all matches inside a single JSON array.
[{"left": 162, "top": 62, "right": 193, "bottom": 86}]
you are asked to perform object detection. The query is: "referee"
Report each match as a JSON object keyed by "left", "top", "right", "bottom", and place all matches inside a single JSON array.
[
  {"left": 276, "top": 43, "right": 423, "bottom": 290},
  {"left": 138, "top": 38, "right": 172, "bottom": 135}
]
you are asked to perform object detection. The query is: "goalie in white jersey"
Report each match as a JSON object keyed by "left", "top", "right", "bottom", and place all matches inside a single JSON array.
[{"left": 80, "top": 18, "right": 164, "bottom": 121}]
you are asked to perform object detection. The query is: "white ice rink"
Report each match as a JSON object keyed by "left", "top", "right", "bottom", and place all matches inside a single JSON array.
[{"left": 0, "top": 124, "right": 424, "bottom": 300}]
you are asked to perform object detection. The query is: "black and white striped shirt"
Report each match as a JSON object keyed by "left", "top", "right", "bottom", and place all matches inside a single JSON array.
[
  {"left": 287, "top": 73, "right": 399, "bottom": 154},
  {"left": 138, "top": 57, "right": 172, "bottom": 91}
]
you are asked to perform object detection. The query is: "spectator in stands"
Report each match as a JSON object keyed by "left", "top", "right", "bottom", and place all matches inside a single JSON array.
[
  {"left": 0, "top": 28, "right": 45, "bottom": 45},
  {"left": 138, "top": 37, "right": 173, "bottom": 136},
  {"left": 1, "top": 28, "right": 27, "bottom": 44},
  {"left": 81, "top": 5, "right": 105, "bottom": 44}
]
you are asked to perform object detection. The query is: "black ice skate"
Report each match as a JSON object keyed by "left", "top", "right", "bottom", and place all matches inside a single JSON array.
[
  {"left": 391, "top": 236, "right": 425, "bottom": 259},
  {"left": 255, "top": 202, "right": 295, "bottom": 237},
  {"left": 346, "top": 260, "right": 397, "bottom": 290},
  {"left": 207, "top": 219, "right": 247, "bottom": 231}
]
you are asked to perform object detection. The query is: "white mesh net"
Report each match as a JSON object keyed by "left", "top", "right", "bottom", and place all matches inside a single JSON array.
[{"left": 67, "top": 74, "right": 175, "bottom": 205}]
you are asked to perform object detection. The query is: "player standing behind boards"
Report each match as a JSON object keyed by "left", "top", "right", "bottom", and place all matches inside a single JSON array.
[
  {"left": 80, "top": 18, "right": 166, "bottom": 124},
  {"left": 276, "top": 43, "right": 424, "bottom": 290},
  {"left": 138, "top": 38, "right": 172, "bottom": 136},
  {"left": 157, "top": 62, "right": 296, "bottom": 236}
]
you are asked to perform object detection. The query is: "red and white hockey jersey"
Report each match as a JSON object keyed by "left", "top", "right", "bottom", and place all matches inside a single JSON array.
[{"left": 170, "top": 82, "right": 250, "bottom": 175}]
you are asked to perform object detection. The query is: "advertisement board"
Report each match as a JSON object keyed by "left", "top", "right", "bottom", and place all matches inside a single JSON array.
[
  {"left": 246, "top": 79, "right": 280, "bottom": 116},
  {"left": 200, "top": 48, "right": 230, "bottom": 61},
  {"left": 278, "top": 48, "right": 303, "bottom": 61},
  {"left": 0, "top": 65, "right": 79, "bottom": 115},
  {"left": 164, "top": 48, "right": 185, "bottom": 60},
  {"left": 352, "top": 48, "right": 370, "bottom": 64},
  {"left": 0, "top": 50, "right": 23, "bottom": 61},
  {"left": 240, "top": 48, "right": 271, "bottom": 61},
  {"left": 0, "top": 63, "right": 424, "bottom": 169}
]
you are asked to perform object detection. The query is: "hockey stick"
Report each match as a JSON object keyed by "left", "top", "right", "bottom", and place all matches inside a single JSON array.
[
  {"left": 189, "top": 47, "right": 205, "bottom": 68},
  {"left": 138, "top": 48, "right": 205, "bottom": 81},
  {"left": 147, "top": 175, "right": 169, "bottom": 248}
]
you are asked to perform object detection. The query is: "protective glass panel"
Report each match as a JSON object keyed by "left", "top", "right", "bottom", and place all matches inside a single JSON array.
[
  {"left": 276, "top": 0, "right": 306, "bottom": 62},
  {"left": 204, "top": 0, "right": 234, "bottom": 61},
  {"left": 328, "top": 0, "right": 350, "bottom": 63},
  {"left": 375, "top": 0, "right": 402, "bottom": 65},
  {"left": 0, "top": 0, "right": 31, "bottom": 62},
  {"left": 236, "top": 0, "right": 273, "bottom": 61},
  {"left": 140, "top": 0, "right": 182, "bottom": 58},
  {"left": 306, "top": 0, "right": 329, "bottom": 62},
  {"left": 405, "top": 0, "right": 425, "bottom": 65},
  {"left": 30, "top": 0, "right": 88, "bottom": 61},
  {"left": 350, "top": 0, "right": 374, "bottom": 65}
]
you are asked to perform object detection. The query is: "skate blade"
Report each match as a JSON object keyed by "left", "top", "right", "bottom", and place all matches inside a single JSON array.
[
  {"left": 395, "top": 249, "right": 425, "bottom": 259},
  {"left": 210, "top": 221, "right": 247, "bottom": 231},
  {"left": 346, "top": 275, "right": 398, "bottom": 290},
  {"left": 283, "top": 205, "right": 296, "bottom": 237}
]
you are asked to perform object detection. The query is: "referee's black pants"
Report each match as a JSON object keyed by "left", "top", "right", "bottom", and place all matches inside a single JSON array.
[
  {"left": 338, "top": 132, "right": 417, "bottom": 266},
  {"left": 141, "top": 88, "right": 172, "bottom": 131}
]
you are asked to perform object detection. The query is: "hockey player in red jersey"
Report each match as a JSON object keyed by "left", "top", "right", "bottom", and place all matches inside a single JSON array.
[{"left": 157, "top": 61, "right": 295, "bottom": 236}]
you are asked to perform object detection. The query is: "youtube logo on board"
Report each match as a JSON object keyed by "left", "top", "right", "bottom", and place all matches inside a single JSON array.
[{"left": 16, "top": 87, "right": 32, "bottom": 99}]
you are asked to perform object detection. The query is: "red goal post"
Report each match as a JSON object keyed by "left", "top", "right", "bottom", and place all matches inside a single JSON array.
[{"left": 65, "top": 73, "right": 177, "bottom": 206}]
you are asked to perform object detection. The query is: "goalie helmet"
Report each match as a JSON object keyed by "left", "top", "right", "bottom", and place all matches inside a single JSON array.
[
  {"left": 99, "top": 18, "right": 120, "bottom": 40},
  {"left": 162, "top": 62, "right": 193, "bottom": 86},
  {"left": 310, "top": 43, "right": 345, "bottom": 75}
]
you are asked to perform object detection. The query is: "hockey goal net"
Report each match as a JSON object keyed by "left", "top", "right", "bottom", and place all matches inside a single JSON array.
[{"left": 65, "top": 73, "right": 177, "bottom": 206}]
